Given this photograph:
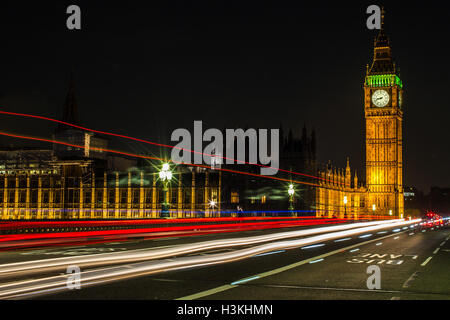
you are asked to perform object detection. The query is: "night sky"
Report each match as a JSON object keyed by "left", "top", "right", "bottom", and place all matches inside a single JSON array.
[{"left": 0, "top": 1, "right": 449, "bottom": 192}]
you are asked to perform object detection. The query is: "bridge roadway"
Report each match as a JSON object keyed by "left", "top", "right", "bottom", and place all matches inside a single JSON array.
[{"left": 0, "top": 221, "right": 449, "bottom": 300}]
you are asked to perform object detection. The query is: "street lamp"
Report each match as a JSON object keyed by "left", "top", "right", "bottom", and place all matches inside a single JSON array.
[
  {"left": 372, "top": 204, "right": 376, "bottom": 220},
  {"left": 159, "top": 163, "right": 172, "bottom": 218},
  {"left": 209, "top": 199, "right": 217, "bottom": 218},
  {"left": 288, "top": 184, "right": 295, "bottom": 216},
  {"left": 389, "top": 209, "right": 393, "bottom": 217},
  {"left": 343, "top": 196, "right": 348, "bottom": 219}
]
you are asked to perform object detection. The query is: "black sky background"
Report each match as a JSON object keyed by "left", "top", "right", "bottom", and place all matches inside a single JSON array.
[{"left": 0, "top": 1, "right": 449, "bottom": 192}]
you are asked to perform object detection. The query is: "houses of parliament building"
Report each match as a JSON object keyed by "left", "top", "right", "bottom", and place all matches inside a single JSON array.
[{"left": 0, "top": 13, "right": 404, "bottom": 220}]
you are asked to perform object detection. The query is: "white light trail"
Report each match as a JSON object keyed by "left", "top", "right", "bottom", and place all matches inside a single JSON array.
[
  {"left": 0, "top": 220, "right": 404, "bottom": 277},
  {"left": 0, "top": 219, "right": 420, "bottom": 299}
]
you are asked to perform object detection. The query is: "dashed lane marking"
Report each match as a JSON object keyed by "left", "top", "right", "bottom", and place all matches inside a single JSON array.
[
  {"left": 176, "top": 231, "right": 409, "bottom": 300},
  {"left": 258, "top": 284, "right": 402, "bottom": 294},
  {"left": 421, "top": 256, "right": 433, "bottom": 267},
  {"left": 402, "top": 271, "right": 420, "bottom": 288}
]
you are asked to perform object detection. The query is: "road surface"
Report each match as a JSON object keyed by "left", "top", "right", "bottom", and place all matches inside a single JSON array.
[{"left": 0, "top": 221, "right": 448, "bottom": 300}]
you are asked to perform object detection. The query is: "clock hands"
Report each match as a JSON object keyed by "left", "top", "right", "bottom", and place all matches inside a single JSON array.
[{"left": 372, "top": 90, "right": 389, "bottom": 106}]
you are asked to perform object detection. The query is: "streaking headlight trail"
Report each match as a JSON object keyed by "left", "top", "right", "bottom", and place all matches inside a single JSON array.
[
  {"left": 0, "top": 219, "right": 420, "bottom": 299},
  {"left": 0, "top": 220, "right": 399, "bottom": 277}
]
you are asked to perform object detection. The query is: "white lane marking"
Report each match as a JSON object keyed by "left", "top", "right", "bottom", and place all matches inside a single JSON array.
[
  {"left": 394, "top": 236, "right": 400, "bottom": 240},
  {"left": 301, "top": 244, "right": 325, "bottom": 250},
  {"left": 262, "top": 284, "right": 401, "bottom": 294},
  {"left": 409, "top": 233, "right": 414, "bottom": 236},
  {"left": 309, "top": 258, "right": 324, "bottom": 264},
  {"left": 376, "top": 242, "right": 382, "bottom": 246},
  {"left": 421, "top": 256, "right": 432, "bottom": 267},
  {"left": 334, "top": 237, "right": 352, "bottom": 242},
  {"left": 433, "top": 248, "right": 440, "bottom": 255},
  {"left": 349, "top": 249, "right": 359, "bottom": 253},
  {"left": 253, "top": 250, "right": 285, "bottom": 257},
  {"left": 402, "top": 271, "right": 419, "bottom": 288},
  {"left": 230, "top": 276, "right": 260, "bottom": 286},
  {"left": 391, "top": 296, "right": 401, "bottom": 300},
  {"left": 439, "top": 241, "right": 445, "bottom": 247},
  {"left": 176, "top": 231, "right": 408, "bottom": 300}
]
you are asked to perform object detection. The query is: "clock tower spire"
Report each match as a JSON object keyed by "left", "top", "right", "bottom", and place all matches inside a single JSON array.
[{"left": 364, "top": 8, "right": 404, "bottom": 218}]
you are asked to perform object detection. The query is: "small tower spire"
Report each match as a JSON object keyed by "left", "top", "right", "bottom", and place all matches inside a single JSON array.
[
  {"left": 56, "top": 72, "right": 80, "bottom": 133},
  {"left": 368, "top": 7, "right": 395, "bottom": 75}
]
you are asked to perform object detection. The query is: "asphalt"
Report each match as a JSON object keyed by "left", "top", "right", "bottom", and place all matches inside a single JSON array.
[{"left": 12, "top": 222, "right": 447, "bottom": 300}]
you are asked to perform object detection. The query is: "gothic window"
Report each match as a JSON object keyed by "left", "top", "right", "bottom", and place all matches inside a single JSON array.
[
  {"left": 19, "top": 190, "right": 26, "bottom": 203},
  {"left": 74, "top": 190, "right": 80, "bottom": 204},
  {"left": 43, "top": 191, "right": 49, "bottom": 204},
  {"left": 231, "top": 191, "right": 239, "bottom": 204},
  {"left": 96, "top": 189, "right": 103, "bottom": 205},
  {"left": 84, "top": 191, "right": 91, "bottom": 204},
  {"left": 120, "top": 189, "right": 127, "bottom": 204},
  {"left": 171, "top": 189, "right": 177, "bottom": 204},
  {"left": 132, "top": 189, "right": 139, "bottom": 204},
  {"left": 108, "top": 189, "right": 115, "bottom": 205},
  {"left": 30, "top": 190, "right": 37, "bottom": 204},
  {"left": 144, "top": 189, "right": 152, "bottom": 204},
  {"left": 53, "top": 191, "right": 61, "bottom": 204},
  {"left": 184, "top": 190, "right": 191, "bottom": 204},
  {"left": 196, "top": 190, "right": 204, "bottom": 204}
]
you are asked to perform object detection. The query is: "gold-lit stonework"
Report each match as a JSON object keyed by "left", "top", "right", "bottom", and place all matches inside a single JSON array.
[
  {"left": 364, "top": 14, "right": 404, "bottom": 218},
  {"left": 316, "top": 10, "right": 404, "bottom": 219}
]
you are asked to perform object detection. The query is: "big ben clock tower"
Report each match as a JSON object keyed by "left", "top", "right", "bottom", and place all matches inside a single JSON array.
[{"left": 364, "top": 9, "right": 404, "bottom": 218}]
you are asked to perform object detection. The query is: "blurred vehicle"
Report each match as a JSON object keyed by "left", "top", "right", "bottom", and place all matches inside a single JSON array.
[{"left": 421, "top": 211, "right": 447, "bottom": 229}]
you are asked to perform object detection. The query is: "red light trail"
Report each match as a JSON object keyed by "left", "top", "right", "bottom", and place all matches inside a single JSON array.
[
  {"left": 0, "top": 110, "right": 343, "bottom": 185},
  {"left": 0, "top": 130, "right": 321, "bottom": 187}
]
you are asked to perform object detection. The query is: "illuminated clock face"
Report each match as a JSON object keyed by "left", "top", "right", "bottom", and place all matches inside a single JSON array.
[{"left": 372, "top": 89, "right": 390, "bottom": 107}]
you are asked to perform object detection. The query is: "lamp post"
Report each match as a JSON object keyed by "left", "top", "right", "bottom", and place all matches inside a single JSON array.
[
  {"left": 209, "top": 199, "right": 216, "bottom": 217},
  {"left": 372, "top": 204, "right": 376, "bottom": 220},
  {"left": 343, "top": 196, "right": 348, "bottom": 219},
  {"left": 288, "top": 184, "right": 295, "bottom": 216},
  {"left": 159, "top": 163, "right": 172, "bottom": 218},
  {"left": 389, "top": 209, "right": 393, "bottom": 218}
]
